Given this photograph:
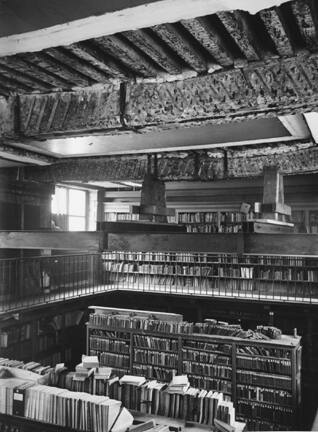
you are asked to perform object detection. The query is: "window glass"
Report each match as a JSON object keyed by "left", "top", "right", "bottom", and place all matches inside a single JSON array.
[
  {"left": 69, "top": 189, "right": 86, "bottom": 216},
  {"left": 69, "top": 216, "right": 86, "bottom": 231},
  {"left": 52, "top": 187, "right": 67, "bottom": 214}
]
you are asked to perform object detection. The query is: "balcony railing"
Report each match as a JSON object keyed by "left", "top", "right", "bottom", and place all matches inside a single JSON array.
[
  {"left": 0, "top": 253, "right": 114, "bottom": 313},
  {"left": 1, "top": 251, "right": 318, "bottom": 313}
]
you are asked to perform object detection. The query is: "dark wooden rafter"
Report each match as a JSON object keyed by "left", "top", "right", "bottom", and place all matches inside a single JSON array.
[
  {"left": 0, "top": 63, "right": 52, "bottom": 92},
  {"left": 216, "top": 11, "right": 262, "bottom": 61},
  {"left": 122, "top": 29, "right": 183, "bottom": 74},
  {"left": 44, "top": 47, "right": 110, "bottom": 84},
  {"left": 180, "top": 17, "right": 233, "bottom": 67},
  {"left": 20, "top": 52, "right": 92, "bottom": 87},
  {"left": 0, "top": 74, "right": 32, "bottom": 93},
  {"left": 0, "top": 56, "right": 70, "bottom": 89},
  {"left": 151, "top": 23, "right": 207, "bottom": 73},
  {"left": 291, "top": 0, "right": 318, "bottom": 51},
  {"left": 64, "top": 42, "right": 128, "bottom": 79},
  {"left": 259, "top": 8, "right": 294, "bottom": 56},
  {"left": 94, "top": 35, "right": 160, "bottom": 77}
]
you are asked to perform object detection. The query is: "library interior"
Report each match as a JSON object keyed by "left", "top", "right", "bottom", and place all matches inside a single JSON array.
[{"left": 1, "top": 0, "right": 318, "bottom": 431}]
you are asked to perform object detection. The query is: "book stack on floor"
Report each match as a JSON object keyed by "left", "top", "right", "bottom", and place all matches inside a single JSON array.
[
  {"left": 129, "top": 419, "right": 169, "bottom": 432},
  {"left": 0, "top": 363, "right": 134, "bottom": 432},
  {"left": 0, "top": 357, "right": 53, "bottom": 376}
]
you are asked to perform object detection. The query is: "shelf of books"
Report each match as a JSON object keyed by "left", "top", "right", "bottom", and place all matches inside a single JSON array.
[
  {"left": 0, "top": 310, "right": 85, "bottom": 367},
  {"left": 101, "top": 251, "right": 318, "bottom": 303},
  {"left": 177, "top": 211, "right": 251, "bottom": 234},
  {"left": 87, "top": 307, "right": 301, "bottom": 431}
]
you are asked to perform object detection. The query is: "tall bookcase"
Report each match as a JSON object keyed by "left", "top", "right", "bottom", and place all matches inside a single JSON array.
[{"left": 87, "top": 306, "right": 301, "bottom": 431}]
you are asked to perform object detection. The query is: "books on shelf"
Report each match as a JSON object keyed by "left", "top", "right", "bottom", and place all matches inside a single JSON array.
[{"left": 87, "top": 306, "right": 301, "bottom": 431}]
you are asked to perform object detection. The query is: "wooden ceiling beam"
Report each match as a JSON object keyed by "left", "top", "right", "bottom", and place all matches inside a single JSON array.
[
  {"left": 21, "top": 142, "right": 318, "bottom": 183},
  {"left": 123, "top": 29, "right": 183, "bottom": 75},
  {"left": 259, "top": 8, "right": 294, "bottom": 56},
  {"left": 94, "top": 35, "right": 159, "bottom": 77},
  {"left": 291, "top": 0, "right": 318, "bottom": 51},
  {"left": 216, "top": 11, "right": 262, "bottom": 61},
  {"left": 20, "top": 52, "right": 92, "bottom": 87},
  {"left": 64, "top": 42, "right": 128, "bottom": 79},
  {"left": 0, "top": 56, "right": 68, "bottom": 90},
  {"left": 0, "top": 53, "right": 317, "bottom": 138},
  {"left": 181, "top": 17, "right": 233, "bottom": 67},
  {"left": 0, "top": 63, "right": 52, "bottom": 92},
  {"left": 0, "top": 74, "right": 32, "bottom": 93},
  {"left": 44, "top": 47, "right": 109, "bottom": 84},
  {"left": 0, "top": 144, "right": 55, "bottom": 166},
  {"left": 151, "top": 23, "right": 208, "bottom": 73}
]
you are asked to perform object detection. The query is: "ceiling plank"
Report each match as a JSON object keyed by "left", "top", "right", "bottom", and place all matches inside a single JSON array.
[
  {"left": 151, "top": 23, "right": 207, "bottom": 73},
  {"left": 259, "top": 7, "right": 294, "bottom": 56},
  {"left": 0, "top": 74, "right": 33, "bottom": 93},
  {"left": 64, "top": 42, "right": 129, "bottom": 79},
  {"left": 0, "top": 0, "right": 292, "bottom": 57},
  {"left": 181, "top": 17, "right": 233, "bottom": 67},
  {"left": 123, "top": 29, "right": 183, "bottom": 74}
]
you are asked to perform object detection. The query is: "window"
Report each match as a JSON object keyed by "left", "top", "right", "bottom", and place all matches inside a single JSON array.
[{"left": 52, "top": 186, "right": 87, "bottom": 231}]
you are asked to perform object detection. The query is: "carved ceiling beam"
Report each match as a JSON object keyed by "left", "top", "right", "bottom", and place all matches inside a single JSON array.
[
  {"left": 19, "top": 142, "right": 318, "bottom": 183},
  {"left": 1, "top": 53, "right": 318, "bottom": 140}
]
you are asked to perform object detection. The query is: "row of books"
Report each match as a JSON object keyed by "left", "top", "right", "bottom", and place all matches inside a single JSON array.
[
  {"left": 99, "top": 353, "right": 130, "bottom": 369},
  {"left": 118, "top": 377, "right": 235, "bottom": 427},
  {"left": 236, "top": 345, "right": 291, "bottom": 359},
  {"left": 132, "top": 366, "right": 176, "bottom": 382},
  {"left": 185, "top": 224, "right": 219, "bottom": 233},
  {"left": 183, "top": 362, "right": 231, "bottom": 379},
  {"left": 90, "top": 337, "right": 130, "bottom": 354},
  {"left": 102, "top": 250, "right": 317, "bottom": 267},
  {"left": 89, "top": 313, "right": 276, "bottom": 341},
  {"left": 133, "top": 350, "right": 178, "bottom": 368},
  {"left": 182, "top": 349, "right": 231, "bottom": 365},
  {"left": 183, "top": 341, "right": 232, "bottom": 355},
  {"left": 237, "top": 356, "right": 291, "bottom": 374},
  {"left": 237, "top": 400, "right": 293, "bottom": 425},
  {"left": 187, "top": 376, "right": 232, "bottom": 394},
  {"left": 133, "top": 335, "right": 178, "bottom": 351},
  {"left": 91, "top": 328, "right": 130, "bottom": 341},
  {"left": 178, "top": 212, "right": 219, "bottom": 224},
  {"left": 237, "top": 385, "right": 292, "bottom": 405},
  {"left": 104, "top": 260, "right": 318, "bottom": 282},
  {"left": 237, "top": 371, "right": 291, "bottom": 390}
]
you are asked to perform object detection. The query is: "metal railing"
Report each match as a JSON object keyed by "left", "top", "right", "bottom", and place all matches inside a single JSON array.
[
  {"left": 1, "top": 250, "right": 318, "bottom": 313},
  {"left": 0, "top": 253, "right": 114, "bottom": 313}
]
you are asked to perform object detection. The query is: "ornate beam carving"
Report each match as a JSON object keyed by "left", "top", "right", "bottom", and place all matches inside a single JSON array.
[
  {"left": 20, "top": 142, "right": 318, "bottom": 183},
  {"left": 1, "top": 53, "right": 318, "bottom": 139}
]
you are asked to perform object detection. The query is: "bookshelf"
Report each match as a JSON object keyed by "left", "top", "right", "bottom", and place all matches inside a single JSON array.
[
  {"left": 101, "top": 251, "right": 318, "bottom": 302},
  {"left": 87, "top": 307, "right": 301, "bottom": 431},
  {"left": 0, "top": 310, "right": 85, "bottom": 367}
]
